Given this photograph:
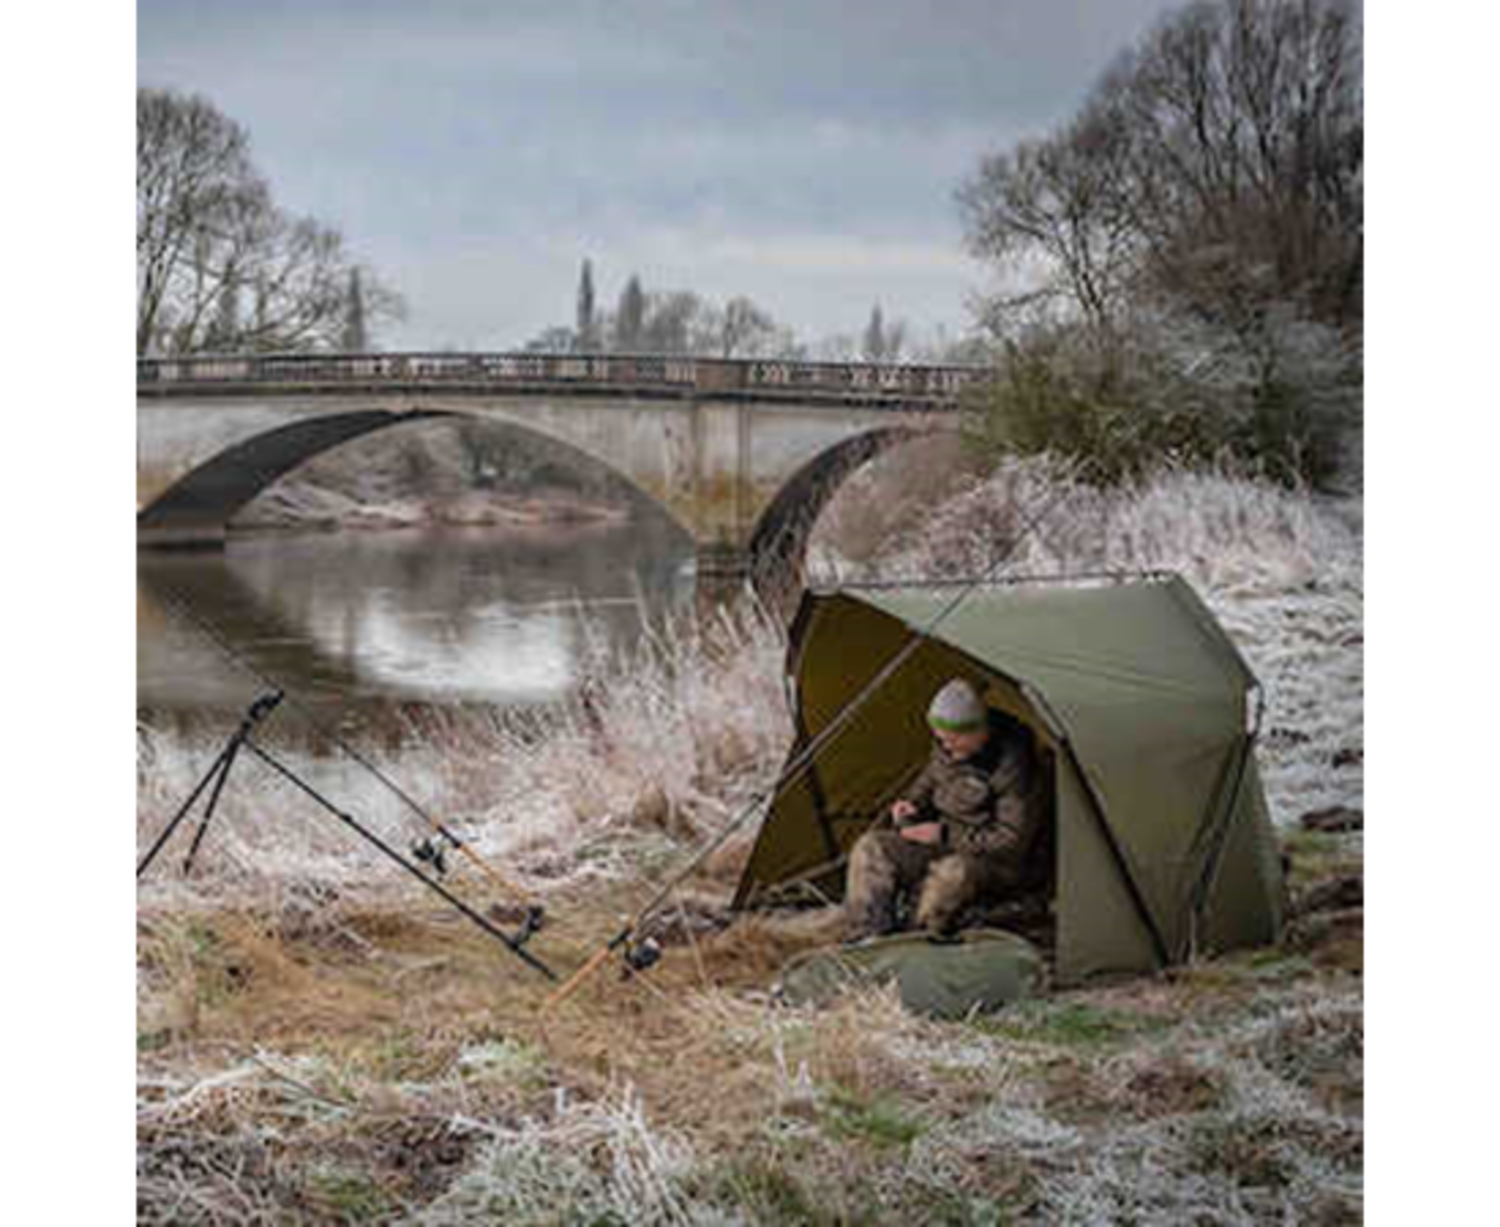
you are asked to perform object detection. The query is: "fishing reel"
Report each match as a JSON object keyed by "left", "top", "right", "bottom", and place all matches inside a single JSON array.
[
  {"left": 411, "top": 834, "right": 552, "bottom": 948},
  {"left": 620, "top": 936, "right": 662, "bottom": 978},
  {"left": 247, "top": 690, "right": 285, "bottom": 724},
  {"left": 411, "top": 837, "right": 449, "bottom": 876},
  {"left": 512, "top": 904, "right": 546, "bottom": 948}
]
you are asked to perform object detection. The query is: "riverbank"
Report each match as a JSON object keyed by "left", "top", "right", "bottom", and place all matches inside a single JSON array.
[{"left": 136, "top": 464, "right": 1363, "bottom": 1224}]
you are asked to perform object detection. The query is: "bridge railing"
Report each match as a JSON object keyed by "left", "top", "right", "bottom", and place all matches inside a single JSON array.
[{"left": 137, "top": 351, "right": 989, "bottom": 405}]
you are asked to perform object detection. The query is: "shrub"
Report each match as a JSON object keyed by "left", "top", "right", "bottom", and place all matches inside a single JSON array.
[{"left": 963, "top": 307, "right": 1360, "bottom": 491}]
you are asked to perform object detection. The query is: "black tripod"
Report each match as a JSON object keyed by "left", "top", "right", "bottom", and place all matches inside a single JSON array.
[
  {"left": 136, "top": 692, "right": 554, "bottom": 980},
  {"left": 136, "top": 691, "right": 283, "bottom": 880}
]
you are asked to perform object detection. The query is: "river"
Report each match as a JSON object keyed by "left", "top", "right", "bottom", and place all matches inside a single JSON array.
[{"left": 136, "top": 518, "right": 696, "bottom": 736}]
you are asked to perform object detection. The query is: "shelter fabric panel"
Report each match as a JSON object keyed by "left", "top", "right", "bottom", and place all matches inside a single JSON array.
[
  {"left": 1196, "top": 755, "right": 1287, "bottom": 955},
  {"left": 1055, "top": 756, "right": 1160, "bottom": 984}
]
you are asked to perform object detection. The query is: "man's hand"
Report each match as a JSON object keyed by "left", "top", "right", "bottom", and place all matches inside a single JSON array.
[
  {"left": 890, "top": 799, "right": 918, "bottom": 822},
  {"left": 898, "top": 822, "right": 943, "bottom": 846}
]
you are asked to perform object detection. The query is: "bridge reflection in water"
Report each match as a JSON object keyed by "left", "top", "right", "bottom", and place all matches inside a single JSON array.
[{"left": 136, "top": 518, "right": 694, "bottom": 737}]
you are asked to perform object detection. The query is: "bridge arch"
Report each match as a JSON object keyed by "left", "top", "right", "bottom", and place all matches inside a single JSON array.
[
  {"left": 746, "top": 425, "right": 923, "bottom": 605},
  {"left": 139, "top": 409, "right": 451, "bottom": 542},
  {"left": 137, "top": 407, "right": 694, "bottom": 546}
]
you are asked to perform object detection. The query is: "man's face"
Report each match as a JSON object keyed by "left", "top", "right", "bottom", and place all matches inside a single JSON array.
[{"left": 933, "top": 725, "right": 990, "bottom": 760}]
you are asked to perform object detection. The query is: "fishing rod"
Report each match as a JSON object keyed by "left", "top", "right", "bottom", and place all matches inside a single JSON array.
[
  {"left": 137, "top": 579, "right": 551, "bottom": 977},
  {"left": 150, "top": 579, "right": 537, "bottom": 898},
  {"left": 242, "top": 735, "right": 554, "bottom": 979},
  {"left": 137, "top": 687, "right": 556, "bottom": 978}
]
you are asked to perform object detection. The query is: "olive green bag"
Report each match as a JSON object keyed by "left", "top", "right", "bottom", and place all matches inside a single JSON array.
[{"left": 777, "top": 929, "right": 1046, "bottom": 1019}]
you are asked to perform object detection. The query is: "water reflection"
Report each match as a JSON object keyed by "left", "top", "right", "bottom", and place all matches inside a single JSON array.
[{"left": 137, "top": 520, "right": 694, "bottom": 724}]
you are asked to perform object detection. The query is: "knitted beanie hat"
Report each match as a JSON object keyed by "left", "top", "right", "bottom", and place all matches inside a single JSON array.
[{"left": 926, "top": 679, "right": 986, "bottom": 732}]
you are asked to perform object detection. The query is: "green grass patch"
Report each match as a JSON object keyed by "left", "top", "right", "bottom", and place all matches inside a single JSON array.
[
  {"left": 304, "top": 1168, "right": 396, "bottom": 1222},
  {"left": 820, "top": 1087, "right": 924, "bottom": 1149},
  {"left": 978, "top": 1000, "right": 1170, "bottom": 1047}
]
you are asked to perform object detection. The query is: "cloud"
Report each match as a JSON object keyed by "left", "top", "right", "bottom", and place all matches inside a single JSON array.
[{"left": 138, "top": 0, "right": 1184, "bottom": 346}]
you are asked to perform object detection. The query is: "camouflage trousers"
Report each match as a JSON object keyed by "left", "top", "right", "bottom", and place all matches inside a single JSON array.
[{"left": 843, "top": 828, "right": 1017, "bottom": 942}]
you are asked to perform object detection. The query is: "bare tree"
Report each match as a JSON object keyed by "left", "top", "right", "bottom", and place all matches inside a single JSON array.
[
  {"left": 1105, "top": 0, "right": 1363, "bottom": 328},
  {"left": 531, "top": 274, "right": 802, "bottom": 359},
  {"left": 137, "top": 89, "right": 256, "bottom": 353},
  {"left": 136, "top": 87, "right": 403, "bottom": 355},
  {"left": 716, "top": 296, "right": 779, "bottom": 358},
  {"left": 861, "top": 304, "right": 908, "bottom": 363},
  {"left": 958, "top": 0, "right": 1361, "bottom": 337},
  {"left": 957, "top": 105, "right": 1138, "bottom": 338},
  {"left": 341, "top": 267, "right": 368, "bottom": 352},
  {"left": 639, "top": 290, "right": 705, "bottom": 355}
]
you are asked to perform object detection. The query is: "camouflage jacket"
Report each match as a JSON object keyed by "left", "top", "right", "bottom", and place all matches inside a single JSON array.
[{"left": 893, "top": 712, "right": 1045, "bottom": 869}]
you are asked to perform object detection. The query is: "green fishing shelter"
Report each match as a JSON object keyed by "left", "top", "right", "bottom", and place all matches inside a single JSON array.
[{"left": 732, "top": 574, "right": 1285, "bottom": 986}]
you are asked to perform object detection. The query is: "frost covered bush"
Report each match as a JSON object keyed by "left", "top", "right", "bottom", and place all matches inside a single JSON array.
[
  {"left": 863, "top": 455, "right": 1359, "bottom": 594},
  {"left": 964, "top": 305, "right": 1361, "bottom": 491}
]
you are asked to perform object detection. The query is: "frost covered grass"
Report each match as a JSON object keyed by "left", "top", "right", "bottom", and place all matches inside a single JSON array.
[
  {"left": 137, "top": 600, "right": 790, "bottom": 915},
  {"left": 137, "top": 460, "right": 1362, "bottom": 1224},
  {"left": 138, "top": 931, "right": 1362, "bottom": 1222},
  {"left": 814, "top": 455, "right": 1358, "bottom": 591}
]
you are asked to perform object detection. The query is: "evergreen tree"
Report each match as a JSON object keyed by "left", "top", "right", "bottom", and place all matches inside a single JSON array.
[
  {"left": 862, "top": 304, "right": 886, "bottom": 363},
  {"left": 575, "top": 258, "right": 599, "bottom": 353},
  {"left": 341, "top": 267, "right": 368, "bottom": 352},
  {"left": 615, "top": 274, "right": 646, "bottom": 352}
]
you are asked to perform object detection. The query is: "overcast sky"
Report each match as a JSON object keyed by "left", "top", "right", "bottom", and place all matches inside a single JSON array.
[{"left": 137, "top": 0, "right": 1187, "bottom": 351}]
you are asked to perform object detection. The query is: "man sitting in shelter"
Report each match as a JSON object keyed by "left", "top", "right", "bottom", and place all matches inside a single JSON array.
[{"left": 844, "top": 678, "right": 1050, "bottom": 942}]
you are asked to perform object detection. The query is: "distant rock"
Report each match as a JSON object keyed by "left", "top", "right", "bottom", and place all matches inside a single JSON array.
[{"left": 1299, "top": 805, "right": 1363, "bottom": 833}]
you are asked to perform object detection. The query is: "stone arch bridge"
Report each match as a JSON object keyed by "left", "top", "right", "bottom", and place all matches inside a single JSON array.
[{"left": 137, "top": 352, "right": 983, "bottom": 595}]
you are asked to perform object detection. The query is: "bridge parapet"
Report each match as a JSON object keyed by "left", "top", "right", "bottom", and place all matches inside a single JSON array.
[{"left": 137, "top": 351, "right": 986, "bottom": 408}]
